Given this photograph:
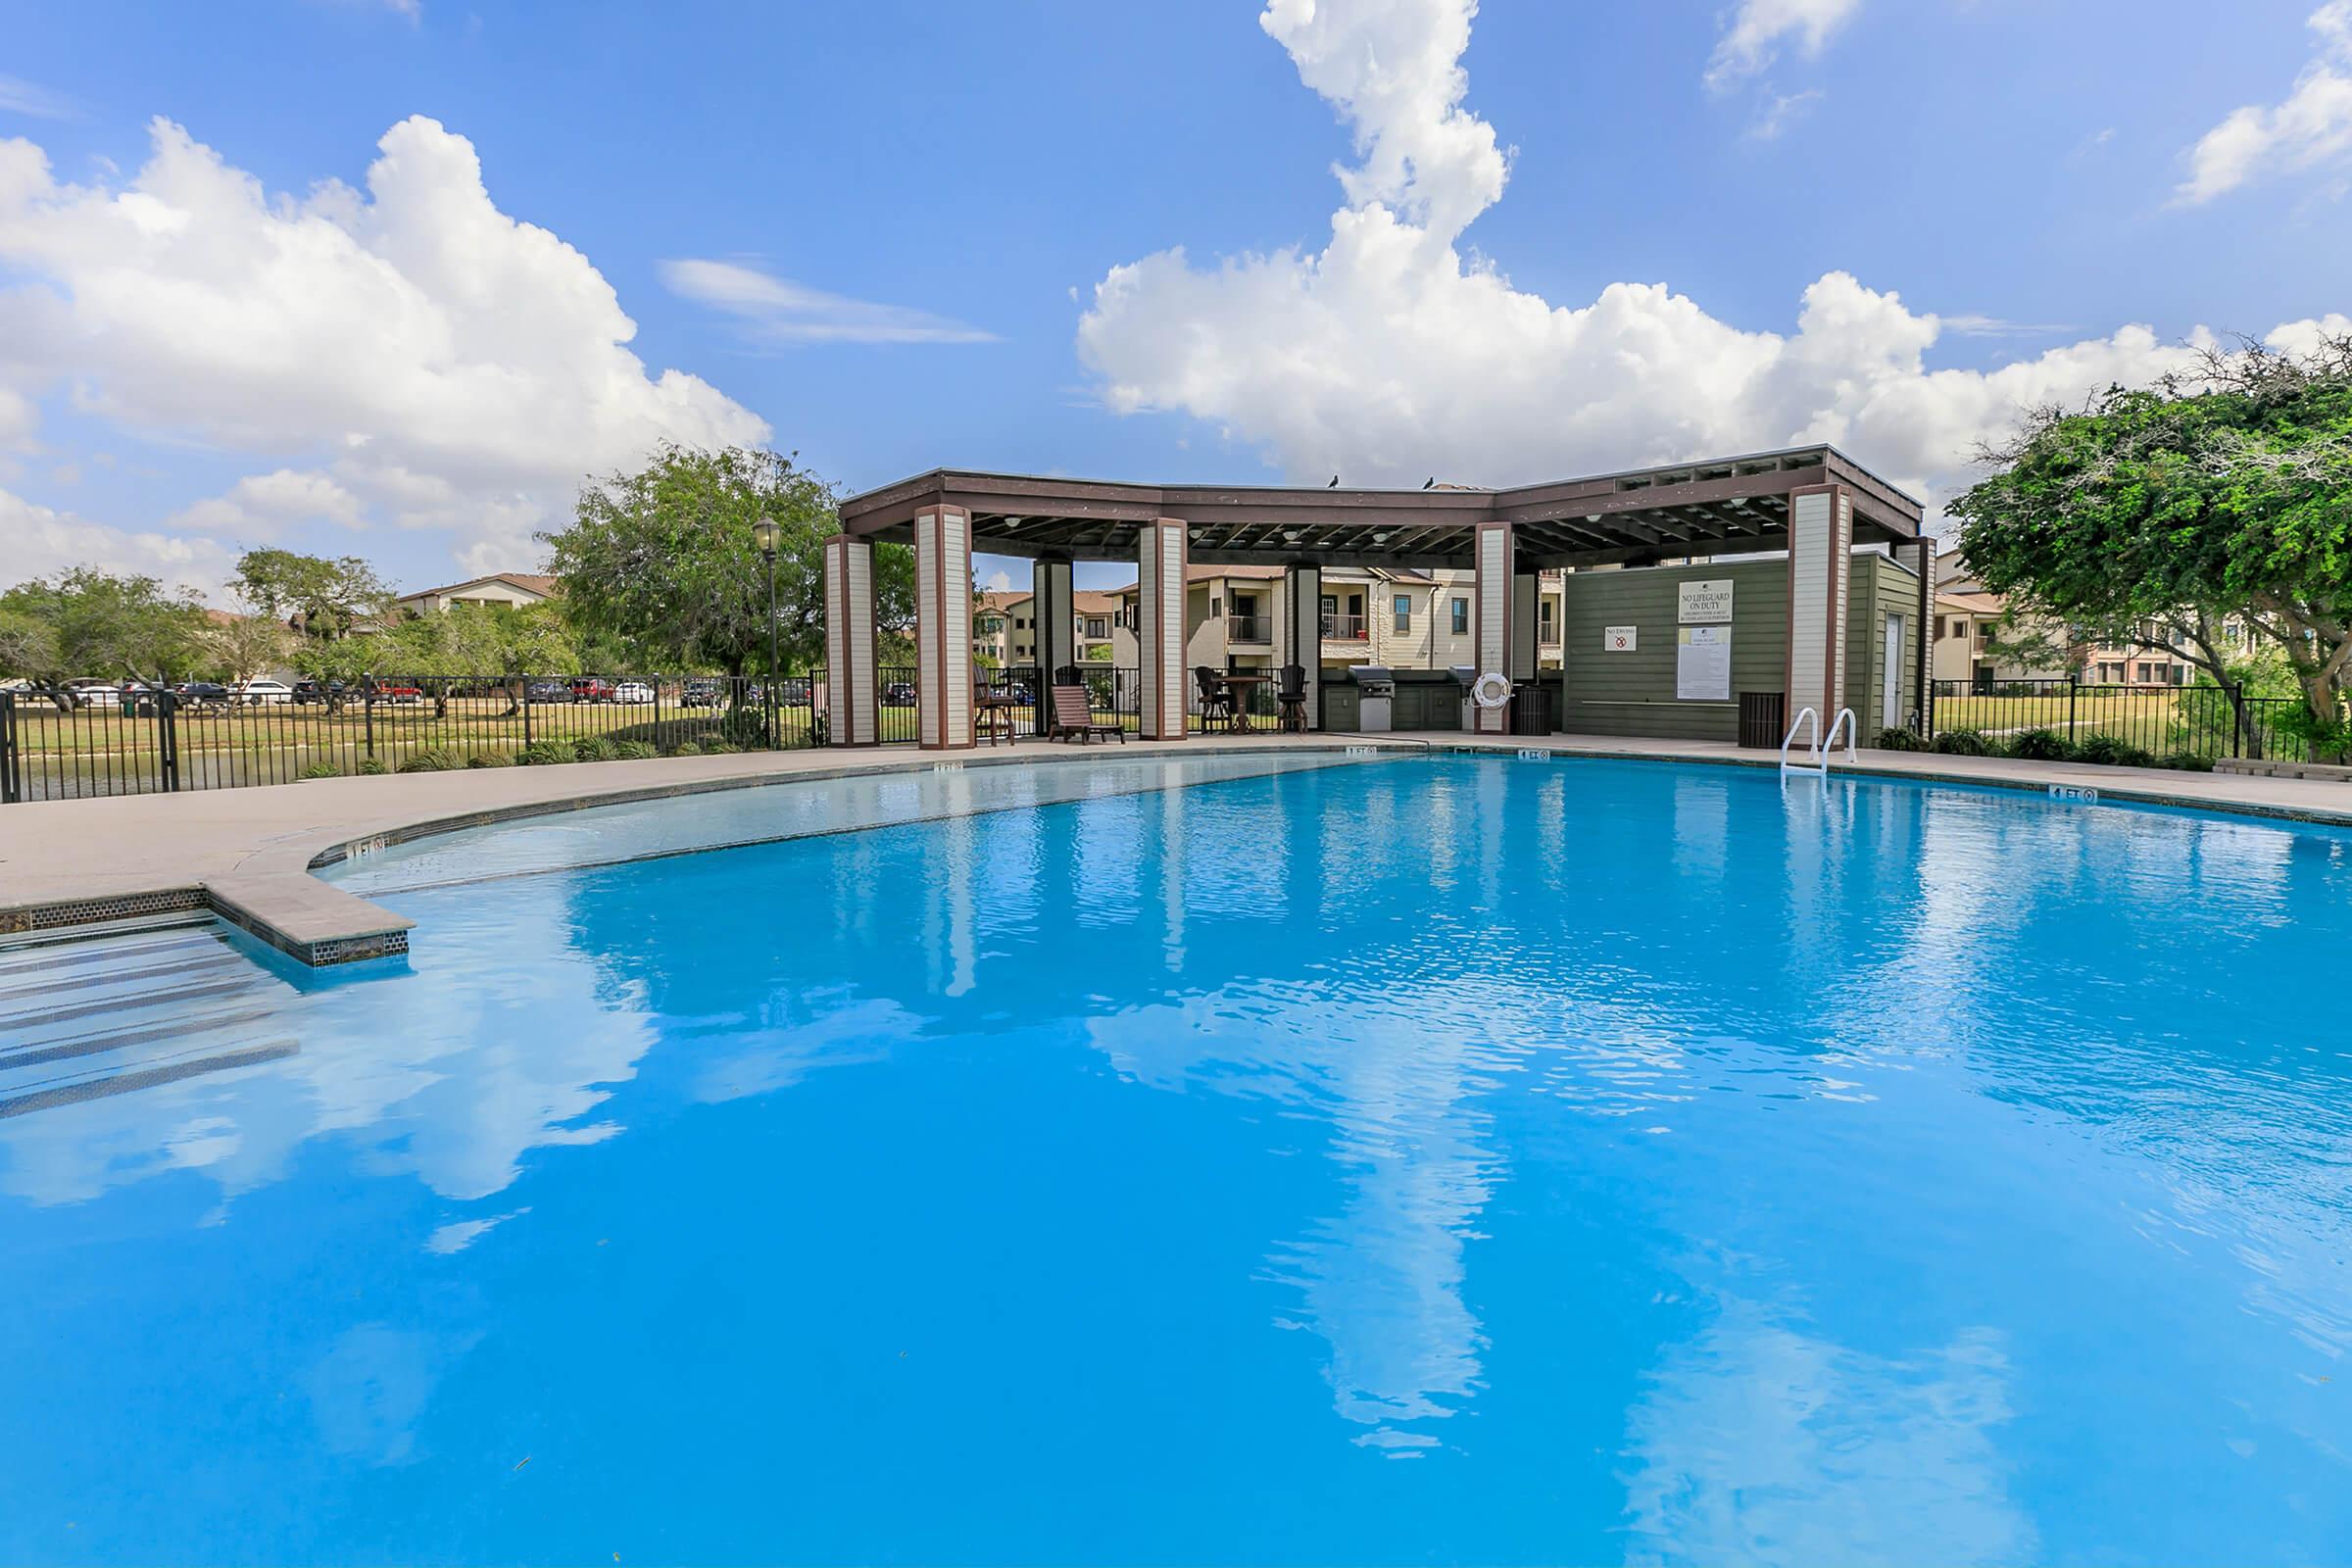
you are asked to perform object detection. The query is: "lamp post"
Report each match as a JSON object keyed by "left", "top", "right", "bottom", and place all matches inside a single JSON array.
[{"left": 753, "top": 517, "right": 780, "bottom": 748}]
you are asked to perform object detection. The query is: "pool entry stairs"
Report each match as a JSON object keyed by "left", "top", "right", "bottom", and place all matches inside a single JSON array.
[{"left": 0, "top": 919, "right": 299, "bottom": 1120}]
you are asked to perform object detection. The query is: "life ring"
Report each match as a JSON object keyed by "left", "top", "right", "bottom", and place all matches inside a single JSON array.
[{"left": 1471, "top": 671, "right": 1513, "bottom": 709}]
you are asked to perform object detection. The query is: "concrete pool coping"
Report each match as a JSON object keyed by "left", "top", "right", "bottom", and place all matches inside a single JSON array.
[{"left": 4, "top": 731, "right": 2349, "bottom": 965}]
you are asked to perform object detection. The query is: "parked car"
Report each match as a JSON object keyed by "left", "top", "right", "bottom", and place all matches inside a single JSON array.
[
  {"left": 234, "top": 679, "right": 296, "bottom": 706},
  {"left": 65, "top": 678, "right": 120, "bottom": 709},
  {"left": 772, "top": 676, "right": 811, "bottom": 706},
  {"left": 881, "top": 681, "right": 916, "bottom": 707},
  {"left": 172, "top": 681, "right": 232, "bottom": 709},
  {"left": 525, "top": 679, "right": 574, "bottom": 704},
  {"left": 680, "top": 678, "right": 725, "bottom": 708},
  {"left": 568, "top": 677, "right": 615, "bottom": 704},
  {"left": 291, "top": 678, "right": 346, "bottom": 705},
  {"left": 612, "top": 680, "right": 656, "bottom": 705},
  {"left": 370, "top": 681, "right": 424, "bottom": 706}
]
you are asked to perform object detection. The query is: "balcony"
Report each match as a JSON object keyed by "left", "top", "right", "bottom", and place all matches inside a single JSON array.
[
  {"left": 1226, "top": 614, "right": 1271, "bottom": 645},
  {"left": 1320, "top": 612, "right": 1367, "bottom": 641}
]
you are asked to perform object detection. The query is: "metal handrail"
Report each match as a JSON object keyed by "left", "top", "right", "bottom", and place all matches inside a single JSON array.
[
  {"left": 1780, "top": 707, "right": 1821, "bottom": 774},
  {"left": 1782, "top": 706, "right": 1857, "bottom": 776},
  {"left": 1822, "top": 707, "right": 1858, "bottom": 762}
]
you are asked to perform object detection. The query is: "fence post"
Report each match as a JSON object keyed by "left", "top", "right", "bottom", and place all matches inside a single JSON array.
[
  {"left": 156, "top": 688, "right": 180, "bottom": 793},
  {"left": 522, "top": 679, "right": 533, "bottom": 748},
  {"left": 2067, "top": 673, "right": 2079, "bottom": 741},
  {"left": 2231, "top": 684, "right": 2245, "bottom": 760},
  {"left": 364, "top": 674, "right": 375, "bottom": 760},
  {"left": 0, "top": 691, "right": 17, "bottom": 805}
]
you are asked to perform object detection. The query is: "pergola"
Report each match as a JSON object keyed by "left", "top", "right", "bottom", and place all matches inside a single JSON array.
[{"left": 825, "top": 444, "right": 1929, "bottom": 746}]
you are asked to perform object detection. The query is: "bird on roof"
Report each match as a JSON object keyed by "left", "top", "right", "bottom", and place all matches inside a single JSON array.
[
  {"left": 1328, "top": 475, "right": 1339, "bottom": 487},
  {"left": 1422, "top": 476, "right": 1434, "bottom": 489}
]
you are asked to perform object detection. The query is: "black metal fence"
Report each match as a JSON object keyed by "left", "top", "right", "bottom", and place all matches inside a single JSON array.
[
  {"left": 0, "top": 675, "right": 815, "bottom": 803},
  {"left": 1925, "top": 678, "right": 2311, "bottom": 761},
  {"left": 0, "top": 661, "right": 1313, "bottom": 804}
]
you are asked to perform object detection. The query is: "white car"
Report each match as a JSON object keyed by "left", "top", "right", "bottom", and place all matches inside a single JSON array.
[
  {"left": 66, "top": 679, "right": 121, "bottom": 708},
  {"left": 612, "top": 681, "right": 656, "bottom": 705},
  {"left": 235, "top": 679, "right": 296, "bottom": 706}
]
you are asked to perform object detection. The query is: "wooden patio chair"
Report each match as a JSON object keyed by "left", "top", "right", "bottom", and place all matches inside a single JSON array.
[
  {"left": 1275, "top": 662, "right": 1309, "bottom": 734},
  {"left": 1051, "top": 684, "right": 1124, "bottom": 744},
  {"left": 1194, "top": 665, "right": 1233, "bottom": 732}
]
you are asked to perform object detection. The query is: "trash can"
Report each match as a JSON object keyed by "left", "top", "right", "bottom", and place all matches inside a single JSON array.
[
  {"left": 1447, "top": 664, "right": 1477, "bottom": 731},
  {"left": 1738, "top": 690, "right": 1788, "bottom": 749},
  {"left": 1509, "top": 678, "right": 1555, "bottom": 736},
  {"left": 1348, "top": 664, "right": 1396, "bottom": 732}
]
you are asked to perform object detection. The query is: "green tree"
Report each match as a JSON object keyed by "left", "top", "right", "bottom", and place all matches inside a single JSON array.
[
  {"left": 196, "top": 610, "right": 299, "bottom": 685},
  {"left": 0, "top": 567, "right": 209, "bottom": 706},
  {"left": 542, "top": 445, "right": 912, "bottom": 678},
  {"left": 233, "top": 549, "right": 396, "bottom": 641},
  {"left": 391, "top": 602, "right": 579, "bottom": 714},
  {"left": 1951, "top": 333, "right": 2352, "bottom": 755}
]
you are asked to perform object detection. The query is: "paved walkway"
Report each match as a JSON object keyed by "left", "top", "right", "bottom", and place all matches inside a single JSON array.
[{"left": 6, "top": 732, "right": 2348, "bottom": 963}]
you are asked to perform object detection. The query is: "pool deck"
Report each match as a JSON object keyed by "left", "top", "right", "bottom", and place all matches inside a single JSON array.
[{"left": 5, "top": 731, "right": 2349, "bottom": 964}]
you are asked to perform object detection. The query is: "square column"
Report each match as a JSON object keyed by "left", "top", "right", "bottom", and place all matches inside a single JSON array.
[
  {"left": 1471, "top": 521, "right": 1514, "bottom": 735},
  {"left": 1137, "top": 516, "right": 1188, "bottom": 740},
  {"left": 915, "top": 503, "right": 974, "bottom": 751},
  {"left": 1281, "top": 565, "right": 1322, "bottom": 729},
  {"left": 1508, "top": 570, "right": 1540, "bottom": 681},
  {"left": 1787, "top": 484, "right": 1853, "bottom": 723},
  {"left": 823, "top": 534, "right": 877, "bottom": 747},
  {"left": 1033, "top": 557, "right": 1075, "bottom": 735}
]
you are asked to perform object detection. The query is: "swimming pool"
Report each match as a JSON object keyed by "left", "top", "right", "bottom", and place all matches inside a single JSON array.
[{"left": 4, "top": 753, "right": 2349, "bottom": 1563}]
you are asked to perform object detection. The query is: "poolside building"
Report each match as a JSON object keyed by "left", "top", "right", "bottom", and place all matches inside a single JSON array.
[{"left": 827, "top": 445, "right": 1930, "bottom": 748}]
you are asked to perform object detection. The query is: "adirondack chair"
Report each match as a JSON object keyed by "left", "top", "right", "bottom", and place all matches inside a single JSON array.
[{"left": 1051, "top": 684, "right": 1124, "bottom": 744}]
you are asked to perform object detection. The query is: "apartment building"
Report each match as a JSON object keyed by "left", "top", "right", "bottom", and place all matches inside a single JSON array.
[{"left": 980, "top": 588, "right": 1136, "bottom": 668}]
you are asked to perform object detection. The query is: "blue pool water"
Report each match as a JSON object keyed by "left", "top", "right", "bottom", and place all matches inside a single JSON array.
[{"left": 4, "top": 754, "right": 2352, "bottom": 1564}]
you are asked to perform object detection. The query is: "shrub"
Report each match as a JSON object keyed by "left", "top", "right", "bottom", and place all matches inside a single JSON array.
[
  {"left": 701, "top": 738, "right": 741, "bottom": 755},
  {"left": 2075, "top": 734, "right": 2156, "bottom": 768},
  {"left": 715, "top": 707, "right": 769, "bottom": 747},
  {"left": 2003, "top": 728, "right": 2077, "bottom": 762},
  {"left": 1874, "top": 726, "right": 1922, "bottom": 751},
  {"left": 667, "top": 740, "right": 703, "bottom": 758},
  {"left": 516, "top": 740, "right": 577, "bottom": 766},
  {"left": 355, "top": 758, "right": 390, "bottom": 776},
  {"left": 1929, "top": 728, "right": 1992, "bottom": 757},
  {"left": 397, "top": 748, "right": 462, "bottom": 773},
  {"left": 2156, "top": 751, "right": 2216, "bottom": 772},
  {"left": 296, "top": 760, "right": 340, "bottom": 781},
  {"left": 572, "top": 736, "right": 618, "bottom": 763},
  {"left": 467, "top": 750, "right": 516, "bottom": 768},
  {"left": 613, "top": 740, "right": 659, "bottom": 760}
]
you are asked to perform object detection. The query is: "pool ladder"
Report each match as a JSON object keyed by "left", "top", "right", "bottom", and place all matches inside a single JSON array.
[{"left": 1780, "top": 706, "right": 1856, "bottom": 776}]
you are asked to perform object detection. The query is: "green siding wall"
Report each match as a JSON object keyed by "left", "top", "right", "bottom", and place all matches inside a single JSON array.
[
  {"left": 1842, "top": 554, "right": 1923, "bottom": 737},
  {"left": 1557, "top": 562, "right": 1790, "bottom": 741},
  {"left": 1555, "top": 555, "right": 1921, "bottom": 741}
]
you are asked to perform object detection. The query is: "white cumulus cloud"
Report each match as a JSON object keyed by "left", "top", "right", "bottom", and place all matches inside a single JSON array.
[
  {"left": 1077, "top": 0, "right": 2330, "bottom": 521},
  {"left": 0, "top": 115, "right": 770, "bottom": 576},
  {"left": 1705, "top": 0, "right": 1865, "bottom": 91},
  {"left": 166, "top": 467, "right": 368, "bottom": 537},
  {"left": 0, "top": 486, "right": 238, "bottom": 596},
  {"left": 2177, "top": 2, "right": 2352, "bottom": 204}
]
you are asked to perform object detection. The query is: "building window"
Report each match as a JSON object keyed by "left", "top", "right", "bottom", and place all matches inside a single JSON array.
[
  {"left": 1084, "top": 616, "right": 1108, "bottom": 639},
  {"left": 1209, "top": 596, "right": 1222, "bottom": 616},
  {"left": 1450, "top": 597, "right": 1469, "bottom": 635},
  {"left": 1393, "top": 594, "right": 1411, "bottom": 634}
]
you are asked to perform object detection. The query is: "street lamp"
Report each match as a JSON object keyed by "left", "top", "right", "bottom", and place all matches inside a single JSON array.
[{"left": 753, "top": 518, "right": 780, "bottom": 746}]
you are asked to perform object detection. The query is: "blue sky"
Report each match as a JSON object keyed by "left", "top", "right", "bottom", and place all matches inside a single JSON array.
[{"left": 3, "top": 0, "right": 2349, "bottom": 598}]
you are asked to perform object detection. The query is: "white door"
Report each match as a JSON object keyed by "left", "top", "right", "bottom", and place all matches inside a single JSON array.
[{"left": 1882, "top": 614, "right": 1907, "bottom": 729}]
